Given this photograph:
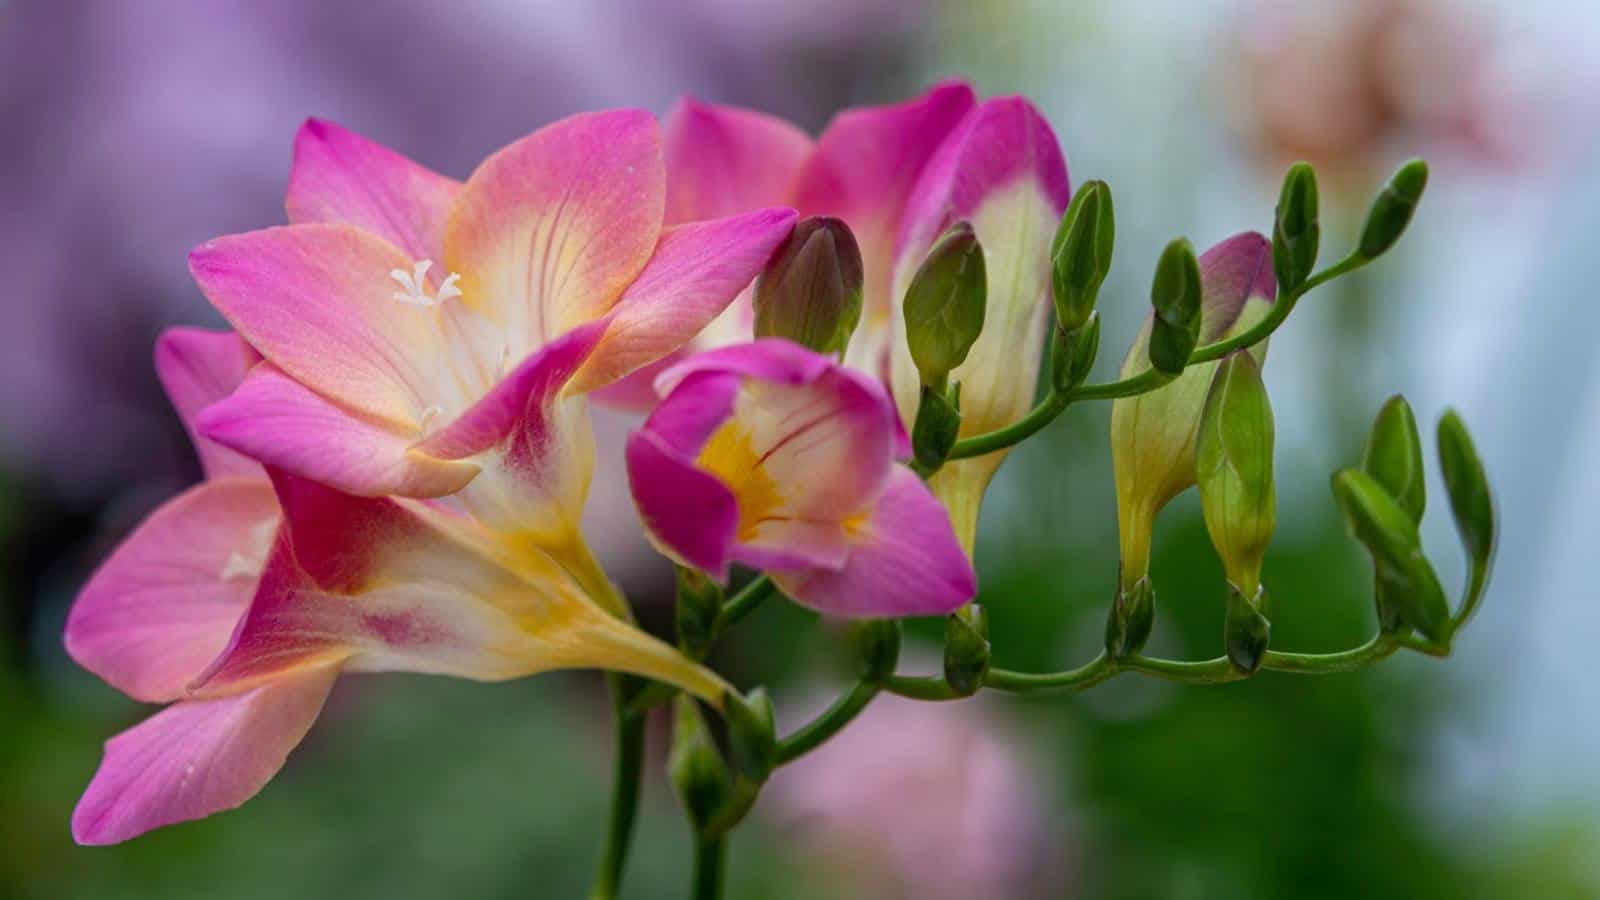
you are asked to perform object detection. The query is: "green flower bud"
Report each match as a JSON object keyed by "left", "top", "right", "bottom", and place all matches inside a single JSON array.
[
  {"left": 667, "top": 696, "right": 729, "bottom": 831},
  {"left": 1051, "top": 180, "right": 1115, "bottom": 332},
  {"left": 903, "top": 222, "right": 987, "bottom": 387},
  {"left": 1050, "top": 312, "right": 1101, "bottom": 394},
  {"left": 1437, "top": 410, "right": 1496, "bottom": 568},
  {"left": 1147, "top": 238, "right": 1204, "bottom": 375},
  {"left": 1197, "top": 351, "right": 1276, "bottom": 597},
  {"left": 849, "top": 618, "right": 903, "bottom": 683},
  {"left": 723, "top": 687, "right": 777, "bottom": 783},
  {"left": 1224, "top": 585, "right": 1271, "bottom": 675},
  {"left": 911, "top": 382, "right": 963, "bottom": 471},
  {"left": 1362, "top": 395, "right": 1426, "bottom": 526},
  {"left": 1105, "top": 574, "right": 1155, "bottom": 660},
  {"left": 1331, "top": 469, "right": 1451, "bottom": 642},
  {"left": 1272, "top": 162, "right": 1320, "bottom": 294},
  {"left": 754, "top": 216, "right": 865, "bottom": 355},
  {"left": 675, "top": 566, "right": 724, "bottom": 657},
  {"left": 942, "top": 604, "right": 990, "bottom": 697},
  {"left": 1357, "top": 159, "right": 1428, "bottom": 261}
]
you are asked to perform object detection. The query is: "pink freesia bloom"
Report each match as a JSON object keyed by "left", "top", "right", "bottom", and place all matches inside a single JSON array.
[
  {"left": 65, "top": 328, "right": 726, "bottom": 845},
  {"left": 887, "top": 96, "right": 1072, "bottom": 551},
  {"left": 596, "top": 81, "right": 976, "bottom": 408},
  {"left": 624, "top": 339, "right": 974, "bottom": 617},
  {"left": 188, "top": 111, "right": 796, "bottom": 595}
]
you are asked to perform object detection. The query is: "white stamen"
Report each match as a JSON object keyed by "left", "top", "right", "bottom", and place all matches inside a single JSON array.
[
  {"left": 390, "top": 259, "right": 462, "bottom": 308},
  {"left": 418, "top": 405, "right": 443, "bottom": 433}
]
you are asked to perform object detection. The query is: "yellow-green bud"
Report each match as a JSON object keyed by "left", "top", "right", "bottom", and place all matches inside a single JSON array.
[
  {"left": 1051, "top": 180, "right": 1115, "bottom": 332},
  {"left": 1196, "top": 351, "right": 1276, "bottom": 597},
  {"left": 903, "top": 222, "right": 987, "bottom": 387},
  {"left": 754, "top": 216, "right": 864, "bottom": 355}
]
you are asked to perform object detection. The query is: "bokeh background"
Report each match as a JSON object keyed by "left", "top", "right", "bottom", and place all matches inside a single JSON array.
[{"left": 4, "top": 0, "right": 1598, "bottom": 897}]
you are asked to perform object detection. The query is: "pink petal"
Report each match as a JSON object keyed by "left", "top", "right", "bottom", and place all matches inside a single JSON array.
[
  {"left": 625, "top": 429, "right": 739, "bottom": 580},
  {"left": 770, "top": 467, "right": 976, "bottom": 618},
  {"left": 189, "top": 223, "right": 451, "bottom": 430},
  {"left": 190, "top": 473, "right": 729, "bottom": 701},
  {"left": 198, "top": 364, "right": 479, "bottom": 498},
  {"left": 1198, "top": 231, "right": 1277, "bottom": 342},
  {"left": 443, "top": 109, "right": 665, "bottom": 355},
  {"left": 65, "top": 480, "right": 279, "bottom": 703},
  {"left": 285, "top": 118, "right": 462, "bottom": 264},
  {"left": 663, "top": 97, "right": 812, "bottom": 224},
  {"left": 153, "top": 327, "right": 264, "bottom": 480},
  {"left": 72, "top": 663, "right": 338, "bottom": 845},
  {"left": 794, "top": 81, "right": 977, "bottom": 371},
  {"left": 566, "top": 208, "right": 798, "bottom": 396},
  {"left": 890, "top": 96, "right": 1072, "bottom": 437}
]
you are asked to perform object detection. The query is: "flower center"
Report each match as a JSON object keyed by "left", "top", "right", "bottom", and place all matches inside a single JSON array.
[{"left": 389, "top": 259, "right": 462, "bottom": 308}]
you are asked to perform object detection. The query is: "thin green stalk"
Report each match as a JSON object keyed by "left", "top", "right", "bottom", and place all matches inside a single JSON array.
[
  {"left": 946, "top": 389, "right": 1069, "bottom": 460},
  {"left": 590, "top": 678, "right": 645, "bottom": 900},
  {"left": 881, "top": 673, "right": 966, "bottom": 701},
  {"left": 692, "top": 833, "right": 726, "bottom": 900},
  {"left": 716, "top": 576, "right": 775, "bottom": 633},
  {"left": 774, "top": 681, "right": 880, "bottom": 764},
  {"left": 983, "top": 652, "right": 1116, "bottom": 693}
]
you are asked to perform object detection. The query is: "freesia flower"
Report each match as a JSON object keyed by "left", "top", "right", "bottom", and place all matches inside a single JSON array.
[
  {"left": 611, "top": 82, "right": 976, "bottom": 390},
  {"left": 625, "top": 339, "right": 974, "bottom": 617},
  {"left": 65, "top": 327, "right": 727, "bottom": 845},
  {"left": 1110, "top": 232, "right": 1277, "bottom": 584},
  {"left": 188, "top": 111, "right": 797, "bottom": 603},
  {"left": 887, "top": 97, "right": 1073, "bottom": 552}
]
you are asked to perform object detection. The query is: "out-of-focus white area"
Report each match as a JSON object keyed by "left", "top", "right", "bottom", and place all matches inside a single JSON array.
[{"left": 909, "top": 0, "right": 1600, "bottom": 826}]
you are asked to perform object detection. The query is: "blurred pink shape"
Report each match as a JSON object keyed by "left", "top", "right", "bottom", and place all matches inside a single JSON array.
[{"left": 766, "top": 691, "right": 1065, "bottom": 899}]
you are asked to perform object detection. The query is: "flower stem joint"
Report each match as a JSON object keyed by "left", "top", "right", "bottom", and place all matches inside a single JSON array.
[
  {"left": 850, "top": 618, "right": 903, "bottom": 684},
  {"left": 1105, "top": 575, "right": 1155, "bottom": 660},
  {"left": 676, "top": 566, "right": 725, "bottom": 658},
  {"left": 943, "top": 604, "right": 991, "bottom": 697},
  {"left": 724, "top": 687, "right": 777, "bottom": 783}
]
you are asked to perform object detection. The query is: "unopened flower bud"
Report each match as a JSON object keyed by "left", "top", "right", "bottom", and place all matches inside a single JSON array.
[
  {"left": 1105, "top": 574, "right": 1155, "bottom": 660},
  {"left": 1331, "top": 469, "right": 1451, "bottom": 642},
  {"left": 902, "top": 222, "right": 987, "bottom": 387},
  {"left": 1224, "top": 585, "right": 1271, "bottom": 675},
  {"left": 1362, "top": 395, "right": 1426, "bottom": 526},
  {"left": 1051, "top": 180, "right": 1115, "bottom": 332},
  {"left": 911, "top": 383, "right": 962, "bottom": 471},
  {"left": 1437, "top": 410, "right": 1496, "bottom": 568},
  {"left": 754, "top": 216, "right": 864, "bottom": 355},
  {"left": 1357, "top": 159, "right": 1428, "bottom": 261},
  {"left": 1197, "top": 352, "right": 1276, "bottom": 597},
  {"left": 1147, "top": 238, "right": 1204, "bottom": 374},
  {"left": 1050, "top": 312, "right": 1100, "bottom": 394},
  {"left": 724, "top": 687, "right": 777, "bottom": 783},
  {"left": 1272, "top": 162, "right": 1320, "bottom": 294},
  {"left": 943, "top": 604, "right": 990, "bottom": 696},
  {"left": 675, "top": 566, "right": 724, "bottom": 657},
  {"left": 849, "top": 618, "right": 903, "bottom": 683},
  {"left": 668, "top": 696, "right": 730, "bottom": 831}
]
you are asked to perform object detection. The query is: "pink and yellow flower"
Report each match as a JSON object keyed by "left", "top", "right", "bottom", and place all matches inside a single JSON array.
[
  {"left": 189, "top": 111, "right": 797, "bottom": 596},
  {"left": 66, "top": 328, "right": 727, "bottom": 845},
  {"left": 625, "top": 339, "right": 974, "bottom": 617}
]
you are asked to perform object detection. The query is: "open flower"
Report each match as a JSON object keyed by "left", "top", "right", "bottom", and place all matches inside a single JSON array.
[
  {"left": 625, "top": 339, "right": 974, "bottom": 617},
  {"left": 610, "top": 82, "right": 976, "bottom": 390},
  {"left": 189, "top": 112, "right": 796, "bottom": 590},
  {"left": 65, "top": 327, "right": 726, "bottom": 845},
  {"left": 887, "top": 97, "right": 1073, "bottom": 551}
]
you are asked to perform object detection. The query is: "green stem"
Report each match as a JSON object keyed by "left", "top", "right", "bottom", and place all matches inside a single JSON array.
[
  {"left": 774, "top": 681, "right": 880, "bottom": 765},
  {"left": 881, "top": 673, "right": 967, "bottom": 701},
  {"left": 692, "top": 832, "right": 726, "bottom": 900},
  {"left": 590, "top": 678, "right": 645, "bottom": 900},
  {"left": 942, "top": 252, "right": 1372, "bottom": 462},
  {"left": 983, "top": 652, "right": 1116, "bottom": 693},
  {"left": 716, "top": 576, "right": 775, "bottom": 633}
]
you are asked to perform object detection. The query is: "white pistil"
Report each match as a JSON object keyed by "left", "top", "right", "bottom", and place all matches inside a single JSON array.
[
  {"left": 390, "top": 259, "right": 463, "bottom": 308},
  {"left": 219, "top": 518, "right": 279, "bottom": 582}
]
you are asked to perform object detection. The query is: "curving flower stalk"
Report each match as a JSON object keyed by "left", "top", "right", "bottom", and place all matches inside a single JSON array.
[
  {"left": 65, "top": 328, "right": 726, "bottom": 845},
  {"left": 188, "top": 112, "right": 797, "bottom": 609},
  {"left": 888, "top": 97, "right": 1073, "bottom": 553},
  {"left": 625, "top": 339, "right": 974, "bottom": 618}
]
